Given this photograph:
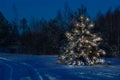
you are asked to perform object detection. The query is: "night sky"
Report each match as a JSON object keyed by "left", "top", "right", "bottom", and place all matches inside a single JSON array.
[{"left": 0, "top": 0, "right": 120, "bottom": 21}]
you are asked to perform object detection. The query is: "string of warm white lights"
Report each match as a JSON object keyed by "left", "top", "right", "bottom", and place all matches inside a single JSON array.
[{"left": 59, "top": 15, "right": 106, "bottom": 66}]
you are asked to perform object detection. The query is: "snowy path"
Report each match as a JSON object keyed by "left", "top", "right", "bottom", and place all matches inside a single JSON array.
[{"left": 0, "top": 54, "right": 120, "bottom": 80}]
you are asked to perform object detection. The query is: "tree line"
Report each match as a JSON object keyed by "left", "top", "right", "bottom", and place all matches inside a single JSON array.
[{"left": 0, "top": 6, "right": 120, "bottom": 57}]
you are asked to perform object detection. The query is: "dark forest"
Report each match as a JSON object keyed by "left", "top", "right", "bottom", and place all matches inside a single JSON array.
[{"left": 0, "top": 6, "right": 120, "bottom": 57}]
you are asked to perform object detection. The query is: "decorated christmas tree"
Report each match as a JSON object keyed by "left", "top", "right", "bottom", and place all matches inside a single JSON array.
[{"left": 58, "top": 15, "right": 106, "bottom": 66}]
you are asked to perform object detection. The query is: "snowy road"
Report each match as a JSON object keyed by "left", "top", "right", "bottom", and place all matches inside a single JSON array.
[{"left": 0, "top": 54, "right": 120, "bottom": 80}]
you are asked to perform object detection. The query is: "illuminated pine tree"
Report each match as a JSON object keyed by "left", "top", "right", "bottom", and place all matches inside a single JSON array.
[{"left": 58, "top": 15, "right": 106, "bottom": 66}]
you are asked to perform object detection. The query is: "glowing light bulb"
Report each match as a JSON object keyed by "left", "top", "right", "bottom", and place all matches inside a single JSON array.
[
  {"left": 97, "top": 37, "right": 102, "bottom": 41},
  {"left": 88, "top": 45, "right": 91, "bottom": 48},
  {"left": 81, "top": 50, "right": 84, "bottom": 54},
  {"left": 86, "top": 57, "right": 89, "bottom": 61},
  {"left": 93, "top": 35, "right": 97, "bottom": 38},
  {"left": 85, "top": 39, "right": 89, "bottom": 43},
  {"left": 89, "top": 23, "right": 94, "bottom": 28},
  {"left": 65, "top": 32, "right": 71, "bottom": 38},
  {"left": 79, "top": 44, "right": 83, "bottom": 47},
  {"left": 86, "top": 31, "right": 90, "bottom": 34},
  {"left": 74, "top": 29, "right": 79, "bottom": 34},
  {"left": 70, "top": 42, "right": 75, "bottom": 46},
  {"left": 61, "top": 56, "right": 65, "bottom": 59},
  {"left": 86, "top": 17, "right": 90, "bottom": 22},
  {"left": 102, "top": 51, "right": 106, "bottom": 55},
  {"left": 90, "top": 61, "right": 94, "bottom": 65},
  {"left": 89, "top": 50, "right": 92, "bottom": 53},
  {"left": 78, "top": 38, "right": 81, "bottom": 41},
  {"left": 92, "top": 43, "right": 97, "bottom": 46},
  {"left": 97, "top": 53, "right": 100, "bottom": 56},
  {"left": 81, "top": 23, "right": 85, "bottom": 28},
  {"left": 76, "top": 23, "right": 80, "bottom": 27},
  {"left": 70, "top": 50, "right": 74, "bottom": 54},
  {"left": 93, "top": 56, "right": 97, "bottom": 60},
  {"left": 80, "top": 16, "right": 84, "bottom": 20},
  {"left": 70, "top": 58, "right": 73, "bottom": 61},
  {"left": 77, "top": 61, "right": 81, "bottom": 65}
]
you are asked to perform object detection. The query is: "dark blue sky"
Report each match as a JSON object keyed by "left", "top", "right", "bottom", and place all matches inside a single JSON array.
[{"left": 0, "top": 0, "right": 120, "bottom": 21}]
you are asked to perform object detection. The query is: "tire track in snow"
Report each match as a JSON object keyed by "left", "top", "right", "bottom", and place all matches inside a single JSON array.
[{"left": 0, "top": 57, "right": 43, "bottom": 80}]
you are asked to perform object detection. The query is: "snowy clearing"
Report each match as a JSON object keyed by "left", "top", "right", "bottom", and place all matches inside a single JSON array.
[{"left": 0, "top": 53, "right": 120, "bottom": 80}]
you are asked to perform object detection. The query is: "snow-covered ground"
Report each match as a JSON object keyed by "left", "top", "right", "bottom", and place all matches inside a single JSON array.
[{"left": 0, "top": 53, "right": 120, "bottom": 80}]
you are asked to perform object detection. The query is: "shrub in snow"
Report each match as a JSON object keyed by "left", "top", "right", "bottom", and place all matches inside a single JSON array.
[{"left": 58, "top": 14, "right": 106, "bottom": 66}]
